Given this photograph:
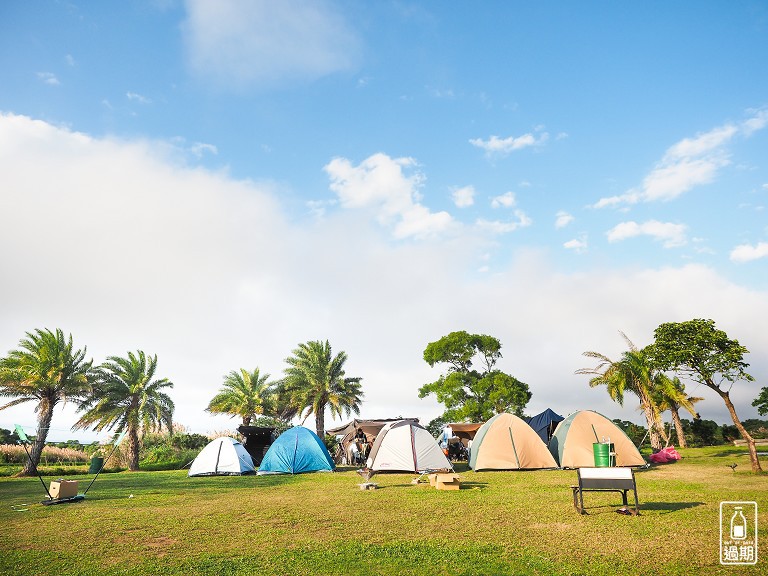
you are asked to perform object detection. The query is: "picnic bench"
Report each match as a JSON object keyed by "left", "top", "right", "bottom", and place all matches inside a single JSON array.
[{"left": 571, "top": 467, "right": 640, "bottom": 515}]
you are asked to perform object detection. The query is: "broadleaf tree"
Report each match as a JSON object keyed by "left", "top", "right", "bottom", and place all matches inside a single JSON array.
[
  {"left": 752, "top": 387, "right": 768, "bottom": 416},
  {"left": 647, "top": 319, "right": 762, "bottom": 473},
  {"left": 418, "top": 331, "right": 531, "bottom": 426}
]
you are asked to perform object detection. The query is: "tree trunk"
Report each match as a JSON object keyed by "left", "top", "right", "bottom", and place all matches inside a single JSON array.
[
  {"left": 714, "top": 387, "right": 762, "bottom": 473},
  {"left": 127, "top": 426, "right": 140, "bottom": 471},
  {"left": 315, "top": 405, "right": 325, "bottom": 439},
  {"left": 640, "top": 398, "right": 665, "bottom": 451},
  {"left": 20, "top": 399, "right": 55, "bottom": 476},
  {"left": 670, "top": 405, "right": 687, "bottom": 448}
]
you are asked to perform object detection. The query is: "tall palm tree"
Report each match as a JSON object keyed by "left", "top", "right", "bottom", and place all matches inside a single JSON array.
[
  {"left": 206, "top": 368, "right": 274, "bottom": 426},
  {"left": 576, "top": 332, "right": 671, "bottom": 451},
  {"left": 0, "top": 328, "right": 94, "bottom": 476},
  {"left": 281, "top": 340, "right": 363, "bottom": 437},
  {"left": 654, "top": 376, "right": 703, "bottom": 448},
  {"left": 74, "top": 351, "right": 174, "bottom": 471}
]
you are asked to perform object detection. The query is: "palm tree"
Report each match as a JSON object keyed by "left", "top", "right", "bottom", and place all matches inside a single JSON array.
[
  {"left": 73, "top": 351, "right": 174, "bottom": 471},
  {"left": 281, "top": 340, "right": 363, "bottom": 437},
  {"left": 0, "top": 328, "right": 94, "bottom": 476},
  {"left": 206, "top": 368, "right": 274, "bottom": 426},
  {"left": 654, "top": 376, "right": 703, "bottom": 448},
  {"left": 576, "top": 332, "right": 670, "bottom": 451}
]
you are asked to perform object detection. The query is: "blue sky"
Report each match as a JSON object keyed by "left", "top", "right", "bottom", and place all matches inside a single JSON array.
[{"left": 1, "top": 1, "right": 767, "bottom": 440}]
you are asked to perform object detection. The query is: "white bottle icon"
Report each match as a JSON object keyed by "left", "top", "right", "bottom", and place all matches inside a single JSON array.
[{"left": 730, "top": 507, "right": 747, "bottom": 540}]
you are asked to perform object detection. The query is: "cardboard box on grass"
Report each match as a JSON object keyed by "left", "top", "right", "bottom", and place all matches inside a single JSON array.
[
  {"left": 50, "top": 479, "right": 78, "bottom": 499},
  {"left": 433, "top": 473, "right": 461, "bottom": 491}
]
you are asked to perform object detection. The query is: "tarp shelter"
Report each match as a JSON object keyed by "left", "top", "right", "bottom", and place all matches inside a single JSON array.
[
  {"left": 447, "top": 423, "right": 483, "bottom": 445},
  {"left": 188, "top": 437, "right": 255, "bottom": 476},
  {"left": 469, "top": 413, "right": 559, "bottom": 470},
  {"left": 257, "top": 426, "right": 335, "bottom": 475},
  {"left": 326, "top": 418, "right": 419, "bottom": 464},
  {"left": 237, "top": 425, "right": 275, "bottom": 465},
  {"left": 366, "top": 420, "right": 453, "bottom": 473},
  {"left": 548, "top": 410, "right": 645, "bottom": 468},
  {"left": 527, "top": 409, "right": 564, "bottom": 444}
]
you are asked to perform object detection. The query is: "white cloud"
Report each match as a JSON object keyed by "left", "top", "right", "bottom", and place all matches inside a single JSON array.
[
  {"left": 741, "top": 108, "right": 768, "bottom": 135},
  {"left": 491, "top": 191, "right": 516, "bottom": 209},
  {"left": 1, "top": 114, "right": 765, "bottom": 439},
  {"left": 469, "top": 131, "right": 548, "bottom": 155},
  {"left": 324, "top": 153, "right": 453, "bottom": 240},
  {"left": 182, "top": 0, "right": 360, "bottom": 89},
  {"left": 475, "top": 210, "right": 532, "bottom": 234},
  {"left": 564, "top": 236, "right": 588, "bottom": 253},
  {"left": 189, "top": 142, "right": 218, "bottom": 158},
  {"left": 127, "top": 92, "right": 152, "bottom": 104},
  {"left": 730, "top": 242, "right": 768, "bottom": 263},
  {"left": 555, "top": 210, "right": 574, "bottom": 229},
  {"left": 593, "top": 110, "right": 768, "bottom": 209},
  {"left": 36, "top": 72, "right": 59, "bottom": 86},
  {"left": 452, "top": 185, "right": 475, "bottom": 208},
  {"left": 606, "top": 220, "right": 687, "bottom": 248}
]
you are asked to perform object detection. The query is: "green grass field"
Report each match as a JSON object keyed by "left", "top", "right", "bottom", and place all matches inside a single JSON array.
[{"left": 2, "top": 446, "right": 766, "bottom": 576}]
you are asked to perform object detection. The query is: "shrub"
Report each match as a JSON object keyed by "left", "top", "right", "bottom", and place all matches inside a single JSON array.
[{"left": 0, "top": 444, "right": 88, "bottom": 465}]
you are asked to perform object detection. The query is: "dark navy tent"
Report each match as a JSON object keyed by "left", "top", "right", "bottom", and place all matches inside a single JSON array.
[
  {"left": 257, "top": 426, "right": 335, "bottom": 475},
  {"left": 527, "top": 409, "right": 564, "bottom": 444}
]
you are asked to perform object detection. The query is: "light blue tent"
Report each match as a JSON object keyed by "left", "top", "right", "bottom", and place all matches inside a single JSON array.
[{"left": 257, "top": 426, "right": 335, "bottom": 475}]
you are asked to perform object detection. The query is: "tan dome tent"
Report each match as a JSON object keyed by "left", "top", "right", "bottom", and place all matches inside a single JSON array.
[
  {"left": 469, "top": 413, "right": 558, "bottom": 471},
  {"left": 366, "top": 420, "right": 452, "bottom": 473},
  {"left": 548, "top": 410, "right": 645, "bottom": 468}
]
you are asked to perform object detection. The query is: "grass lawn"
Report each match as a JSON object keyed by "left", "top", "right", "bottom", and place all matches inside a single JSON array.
[{"left": 1, "top": 446, "right": 766, "bottom": 576}]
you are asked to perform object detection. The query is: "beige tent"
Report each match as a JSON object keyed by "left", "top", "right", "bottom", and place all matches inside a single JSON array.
[
  {"left": 447, "top": 422, "right": 483, "bottom": 445},
  {"left": 469, "top": 413, "right": 558, "bottom": 471},
  {"left": 548, "top": 410, "right": 645, "bottom": 468}
]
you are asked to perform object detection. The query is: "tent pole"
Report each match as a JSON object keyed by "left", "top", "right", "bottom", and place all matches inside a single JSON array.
[{"left": 83, "top": 433, "right": 125, "bottom": 496}]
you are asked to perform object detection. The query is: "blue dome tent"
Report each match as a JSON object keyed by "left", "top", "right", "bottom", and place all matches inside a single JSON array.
[{"left": 257, "top": 426, "right": 335, "bottom": 475}]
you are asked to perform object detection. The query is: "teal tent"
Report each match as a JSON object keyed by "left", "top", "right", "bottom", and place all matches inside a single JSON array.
[{"left": 257, "top": 426, "right": 335, "bottom": 475}]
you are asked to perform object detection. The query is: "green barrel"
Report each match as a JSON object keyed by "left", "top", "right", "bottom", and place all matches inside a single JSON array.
[
  {"left": 88, "top": 456, "right": 104, "bottom": 474},
  {"left": 592, "top": 443, "right": 614, "bottom": 467}
]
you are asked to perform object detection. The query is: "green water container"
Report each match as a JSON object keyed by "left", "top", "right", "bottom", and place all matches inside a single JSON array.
[
  {"left": 592, "top": 443, "right": 614, "bottom": 467},
  {"left": 88, "top": 456, "right": 104, "bottom": 474}
]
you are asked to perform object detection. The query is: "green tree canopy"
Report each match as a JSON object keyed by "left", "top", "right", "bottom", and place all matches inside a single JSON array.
[
  {"left": 206, "top": 368, "right": 274, "bottom": 427},
  {"left": 576, "top": 332, "right": 672, "bottom": 451},
  {"left": 419, "top": 331, "right": 531, "bottom": 423},
  {"left": 74, "top": 350, "right": 174, "bottom": 471},
  {"left": 281, "top": 340, "right": 363, "bottom": 437},
  {"left": 753, "top": 387, "right": 768, "bottom": 416},
  {"left": 0, "top": 328, "right": 94, "bottom": 476},
  {"left": 647, "top": 319, "right": 762, "bottom": 473}
]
